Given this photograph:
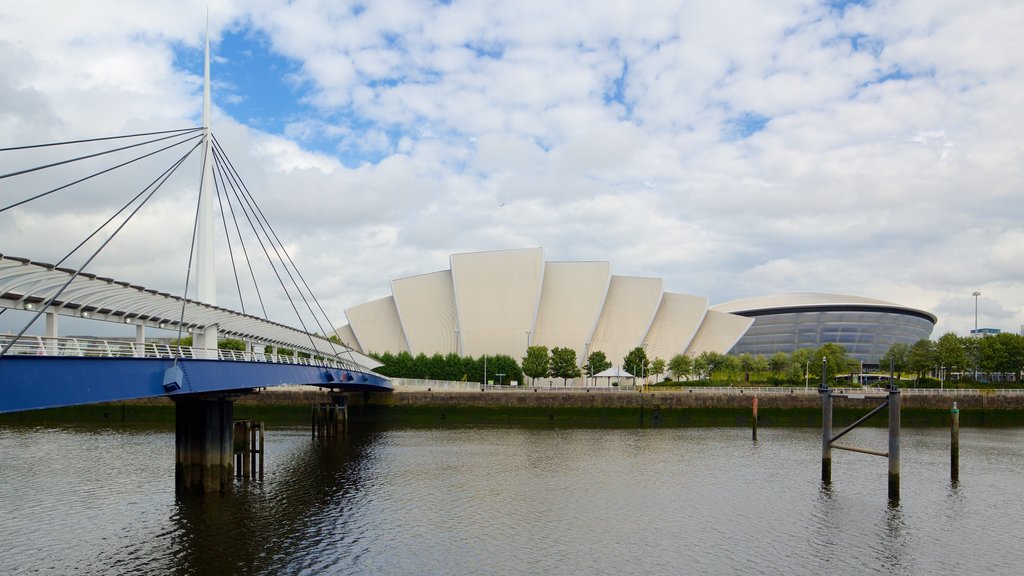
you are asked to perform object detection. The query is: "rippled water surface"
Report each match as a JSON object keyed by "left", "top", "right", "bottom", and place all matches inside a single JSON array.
[{"left": 2, "top": 424, "right": 1022, "bottom": 575}]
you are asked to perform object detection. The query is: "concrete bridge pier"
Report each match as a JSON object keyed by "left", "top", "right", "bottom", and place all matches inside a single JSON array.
[{"left": 174, "top": 395, "right": 235, "bottom": 494}]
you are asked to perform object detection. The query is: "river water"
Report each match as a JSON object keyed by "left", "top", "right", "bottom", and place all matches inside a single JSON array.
[{"left": 1, "top": 423, "right": 1022, "bottom": 575}]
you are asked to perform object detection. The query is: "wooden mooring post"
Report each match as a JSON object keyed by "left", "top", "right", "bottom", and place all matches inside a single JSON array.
[
  {"left": 951, "top": 402, "right": 960, "bottom": 483},
  {"left": 820, "top": 358, "right": 901, "bottom": 502},
  {"left": 752, "top": 396, "right": 758, "bottom": 442},
  {"left": 311, "top": 394, "right": 348, "bottom": 439},
  {"left": 232, "top": 420, "right": 264, "bottom": 481}
]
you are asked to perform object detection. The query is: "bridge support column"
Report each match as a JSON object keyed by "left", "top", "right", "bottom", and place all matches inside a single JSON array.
[{"left": 174, "top": 395, "right": 234, "bottom": 494}]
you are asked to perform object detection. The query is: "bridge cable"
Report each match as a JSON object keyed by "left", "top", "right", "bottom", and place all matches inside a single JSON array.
[
  {"left": 1, "top": 143, "right": 201, "bottom": 357},
  {"left": 0, "top": 128, "right": 204, "bottom": 181},
  {"left": 0, "top": 127, "right": 201, "bottom": 152},
  {"left": 211, "top": 152, "right": 247, "bottom": 315},
  {"left": 211, "top": 135, "right": 356, "bottom": 366},
  {"left": 0, "top": 132, "right": 204, "bottom": 214},
  {"left": 50, "top": 139, "right": 205, "bottom": 271},
  {"left": 209, "top": 140, "right": 324, "bottom": 361},
  {"left": 211, "top": 137, "right": 345, "bottom": 362},
  {"left": 216, "top": 153, "right": 269, "bottom": 319}
]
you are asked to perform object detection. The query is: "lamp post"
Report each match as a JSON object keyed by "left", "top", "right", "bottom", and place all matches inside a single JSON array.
[
  {"left": 972, "top": 291, "right": 981, "bottom": 381},
  {"left": 805, "top": 360, "right": 809, "bottom": 389},
  {"left": 583, "top": 340, "right": 591, "bottom": 387},
  {"left": 972, "top": 291, "right": 981, "bottom": 335}
]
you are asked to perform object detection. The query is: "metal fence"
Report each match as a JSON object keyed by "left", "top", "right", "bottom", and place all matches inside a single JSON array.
[
  {"left": 390, "top": 378, "right": 1024, "bottom": 396},
  {"left": 0, "top": 335, "right": 356, "bottom": 369}
]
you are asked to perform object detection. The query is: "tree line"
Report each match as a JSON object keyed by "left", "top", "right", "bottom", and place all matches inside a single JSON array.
[
  {"left": 368, "top": 332, "right": 1024, "bottom": 387},
  {"left": 881, "top": 332, "right": 1024, "bottom": 382}
]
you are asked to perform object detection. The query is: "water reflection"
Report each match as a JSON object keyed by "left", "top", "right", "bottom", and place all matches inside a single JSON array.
[
  {"left": 168, "top": 429, "right": 381, "bottom": 576},
  {"left": 4, "top": 425, "right": 1024, "bottom": 575}
]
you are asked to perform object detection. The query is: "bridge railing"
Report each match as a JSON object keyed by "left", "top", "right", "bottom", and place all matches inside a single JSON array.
[{"left": 0, "top": 335, "right": 359, "bottom": 369}]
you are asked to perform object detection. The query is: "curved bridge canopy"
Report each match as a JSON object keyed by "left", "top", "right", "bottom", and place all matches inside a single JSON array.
[{"left": 1, "top": 253, "right": 377, "bottom": 368}]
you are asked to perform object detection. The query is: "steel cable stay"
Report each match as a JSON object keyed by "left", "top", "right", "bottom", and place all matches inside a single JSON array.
[
  {"left": 207, "top": 142, "right": 323, "bottom": 361},
  {"left": 211, "top": 151, "right": 268, "bottom": 317},
  {"left": 211, "top": 147, "right": 247, "bottom": 316},
  {"left": 0, "top": 127, "right": 204, "bottom": 181},
  {"left": 1, "top": 143, "right": 201, "bottom": 357},
  {"left": 211, "top": 135, "right": 355, "bottom": 366},
  {"left": 211, "top": 137, "right": 354, "bottom": 366},
  {"left": 0, "top": 131, "right": 204, "bottom": 214},
  {"left": 52, "top": 139, "right": 205, "bottom": 271},
  {"left": 0, "top": 127, "right": 201, "bottom": 153}
]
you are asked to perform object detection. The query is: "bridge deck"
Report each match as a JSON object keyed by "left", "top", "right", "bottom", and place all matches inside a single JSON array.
[{"left": 0, "top": 337, "right": 391, "bottom": 413}]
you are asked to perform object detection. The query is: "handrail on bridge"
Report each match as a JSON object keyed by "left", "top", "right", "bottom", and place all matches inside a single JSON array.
[{"left": 0, "top": 334, "right": 358, "bottom": 369}]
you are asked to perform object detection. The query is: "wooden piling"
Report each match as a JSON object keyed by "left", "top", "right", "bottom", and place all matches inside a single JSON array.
[
  {"left": 312, "top": 398, "right": 347, "bottom": 439},
  {"left": 888, "top": 379, "right": 901, "bottom": 503},
  {"left": 951, "top": 402, "right": 960, "bottom": 483},
  {"left": 752, "top": 396, "right": 758, "bottom": 441},
  {"left": 232, "top": 419, "right": 264, "bottom": 482},
  {"left": 821, "top": 387, "right": 832, "bottom": 484}
]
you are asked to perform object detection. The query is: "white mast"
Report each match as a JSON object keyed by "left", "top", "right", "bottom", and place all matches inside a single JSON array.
[{"left": 196, "top": 13, "right": 218, "bottom": 352}]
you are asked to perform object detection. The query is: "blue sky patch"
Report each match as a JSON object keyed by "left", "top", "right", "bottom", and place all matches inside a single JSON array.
[
  {"left": 604, "top": 59, "right": 631, "bottom": 115},
  {"left": 724, "top": 112, "right": 770, "bottom": 140}
]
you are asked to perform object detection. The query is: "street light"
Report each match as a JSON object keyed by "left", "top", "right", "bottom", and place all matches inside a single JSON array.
[
  {"left": 972, "top": 290, "right": 981, "bottom": 381},
  {"left": 584, "top": 341, "right": 591, "bottom": 387},
  {"left": 972, "top": 291, "right": 981, "bottom": 335}
]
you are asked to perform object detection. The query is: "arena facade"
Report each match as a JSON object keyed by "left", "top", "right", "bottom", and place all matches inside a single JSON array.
[
  {"left": 335, "top": 248, "right": 937, "bottom": 368},
  {"left": 710, "top": 293, "right": 937, "bottom": 366},
  {"left": 335, "top": 248, "right": 753, "bottom": 367}
]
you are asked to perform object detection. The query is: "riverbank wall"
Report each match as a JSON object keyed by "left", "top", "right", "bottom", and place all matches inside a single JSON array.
[{"left": 4, "top": 387, "right": 1022, "bottom": 428}]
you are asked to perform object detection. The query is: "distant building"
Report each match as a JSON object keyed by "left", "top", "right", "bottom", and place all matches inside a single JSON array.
[
  {"left": 335, "top": 248, "right": 752, "bottom": 366},
  {"left": 335, "top": 249, "right": 939, "bottom": 369},
  {"left": 711, "top": 293, "right": 937, "bottom": 366}
]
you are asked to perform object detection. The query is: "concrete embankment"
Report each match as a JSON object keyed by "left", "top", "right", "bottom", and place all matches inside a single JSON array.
[
  {"left": 369, "top": 388, "right": 1024, "bottom": 428},
  {"left": 3, "top": 387, "right": 1023, "bottom": 428}
]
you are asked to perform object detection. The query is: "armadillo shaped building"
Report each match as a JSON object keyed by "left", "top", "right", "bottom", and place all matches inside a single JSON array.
[{"left": 335, "top": 247, "right": 753, "bottom": 366}]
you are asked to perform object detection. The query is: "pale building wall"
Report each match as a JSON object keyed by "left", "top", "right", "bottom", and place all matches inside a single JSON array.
[
  {"left": 685, "top": 309, "right": 755, "bottom": 355},
  {"left": 588, "top": 275, "right": 663, "bottom": 368},
  {"left": 451, "top": 247, "right": 544, "bottom": 358},
  {"left": 532, "top": 261, "right": 611, "bottom": 365},
  {"left": 332, "top": 324, "right": 360, "bottom": 353},
  {"left": 643, "top": 292, "right": 708, "bottom": 362},
  {"left": 345, "top": 296, "right": 409, "bottom": 355},
  {"left": 392, "top": 270, "right": 458, "bottom": 356}
]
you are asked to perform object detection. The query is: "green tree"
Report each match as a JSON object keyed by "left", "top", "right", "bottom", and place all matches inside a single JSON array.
[
  {"left": 694, "top": 351, "right": 726, "bottom": 380},
  {"left": 1000, "top": 333, "right": 1024, "bottom": 379},
  {"left": 751, "top": 355, "right": 770, "bottom": 377},
  {"left": 586, "top": 350, "right": 612, "bottom": 376},
  {"left": 668, "top": 353, "right": 692, "bottom": 381},
  {"left": 218, "top": 338, "right": 245, "bottom": 351},
  {"left": 812, "top": 343, "right": 850, "bottom": 382},
  {"left": 935, "top": 332, "right": 968, "bottom": 375},
  {"left": 719, "top": 354, "right": 741, "bottom": 382},
  {"left": 522, "top": 345, "right": 550, "bottom": 385},
  {"left": 623, "top": 347, "right": 651, "bottom": 382},
  {"left": 549, "top": 347, "right": 581, "bottom": 384},
  {"left": 879, "top": 343, "right": 910, "bottom": 378},
  {"left": 650, "top": 357, "right": 666, "bottom": 382},
  {"left": 485, "top": 354, "right": 523, "bottom": 385},
  {"left": 907, "top": 339, "right": 936, "bottom": 381}
]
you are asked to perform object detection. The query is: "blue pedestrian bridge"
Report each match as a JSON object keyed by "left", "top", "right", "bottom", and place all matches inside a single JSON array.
[{"left": 0, "top": 255, "right": 392, "bottom": 414}]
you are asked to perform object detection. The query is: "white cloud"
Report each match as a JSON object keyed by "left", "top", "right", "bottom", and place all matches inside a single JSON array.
[{"left": 3, "top": 0, "right": 1024, "bottom": 340}]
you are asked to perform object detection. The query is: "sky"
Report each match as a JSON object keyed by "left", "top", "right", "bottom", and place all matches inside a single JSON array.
[{"left": 1, "top": 0, "right": 1023, "bottom": 340}]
